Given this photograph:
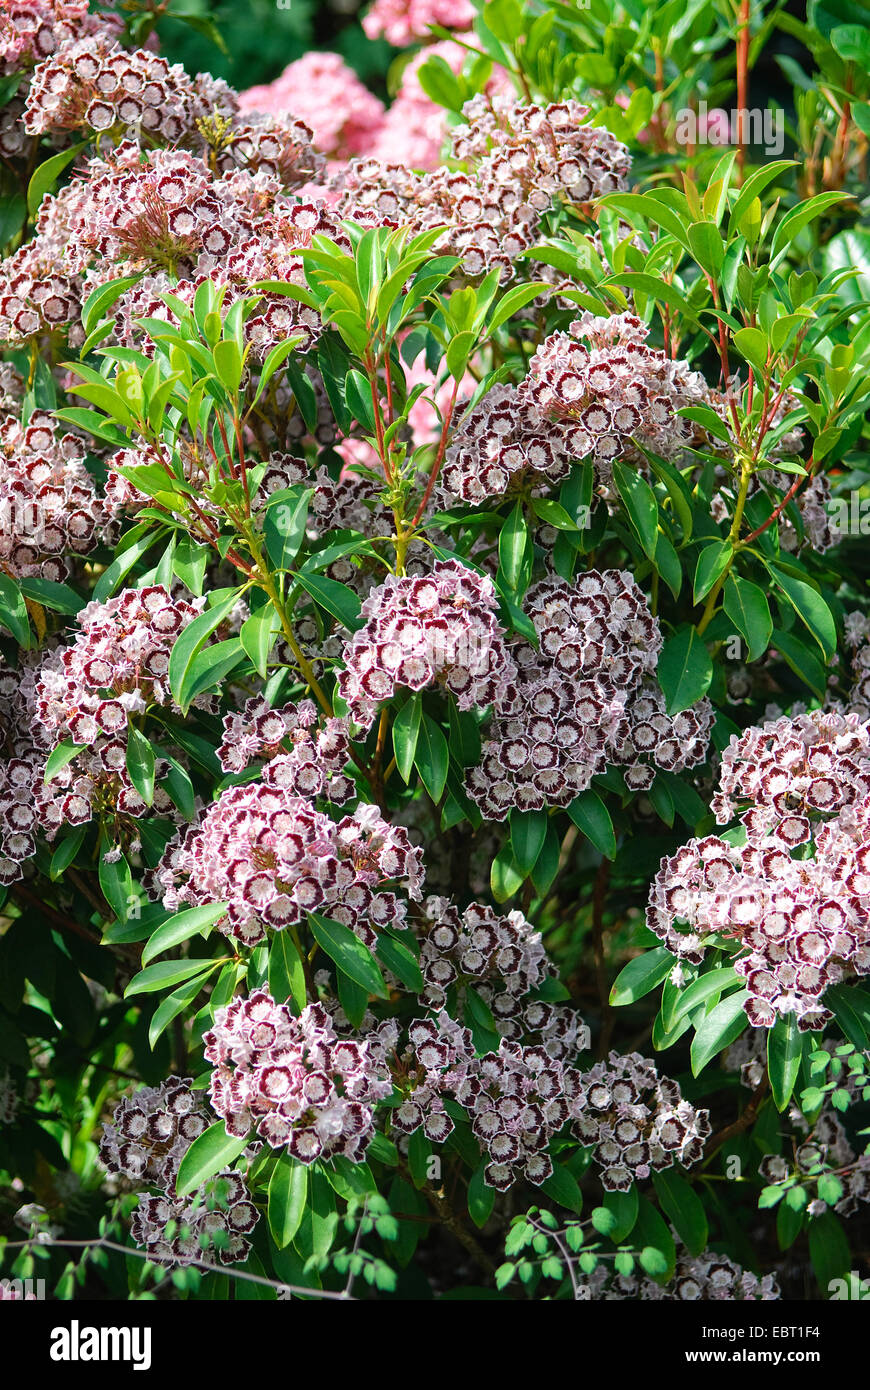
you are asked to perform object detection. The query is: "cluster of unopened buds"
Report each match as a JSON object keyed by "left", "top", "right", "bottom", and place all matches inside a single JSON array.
[
  {"left": 204, "top": 992, "right": 393, "bottom": 1161},
  {"left": 148, "top": 791, "right": 423, "bottom": 948},
  {"left": 573, "top": 1052, "right": 710, "bottom": 1191}
]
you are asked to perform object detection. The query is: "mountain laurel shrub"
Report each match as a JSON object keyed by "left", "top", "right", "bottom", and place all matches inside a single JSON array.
[{"left": 0, "top": 0, "right": 869, "bottom": 1303}]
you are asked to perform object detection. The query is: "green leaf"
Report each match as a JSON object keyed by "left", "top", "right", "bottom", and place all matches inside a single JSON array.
[
  {"left": 468, "top": 1157, "right": 496, "bottom": 1228},
  {"left": 125, "top": 725, "right": 155, "bottom": 806},
  {"left": 44, "top": 740, "right": 80, "bottom": 784},
  {"left": 376, "top": 933, "right": 424, "bottom": 993},
  {"left": 612, "top": 459, "right": 659, "bottom": 559},
  {"left": 264, "top": 486, "right": 312, "bottom": 572},
  {"left": 767, "top": 562, "right": 836, "bottom": 661},
  {"left": 723, "top": 573, "right": 772, "bottom": 662},
  {"left": 168, "top": 588, "right": 241, "bottom": 714},
  {"left": 509, "top": 808, "right": 547, "bottom": 874},
  {"left": 414, "top": 713, "right": 448, "bottom": 803},
  {"left": 826, "top": 984, "right": 870, "bottom": 1052},
  {"left": 667, "top": 965, "right": 740, "bottom": 1030},
  {"left": 148, "top": 969, "right": 217, "bottom": 1049},
  {"left": 141, "top": 903, "right": 228, "bottom": 966},
  {"left": 498, "top": 500, "right": 532, "bottom": 593},
  {"left": 610, "top": 947, "right": 675, "bottom": 1007},
  {"left": 125, "top": 958, "right": 221, "bottom": 998},
  {"left": 566, "top": 789, "right": 616, "bottom": 859},
  {"left": 18, "top": 577, "right": 85, "bottom": 615},
  {"left": 27, "top": 140, "right": 87, "bottom": 216},
  {"left": 633, "top": 1196, "right": 676, "bottom": 1283},
  {"left": 308, "top": 912, "right": 389, "bottom": 999},
  {"left": 539, "top": 1164, "right": 583, "bottom": 1215},
  {"left": 770, "top": 626, "right": 827, "bottom": 700},
  {"left": 176, "top": 1120, "right": 250, "bottom": 1198},
  {"left": 240, "top": 604, "right": 280, "bottom": 681},
  {"left": 268, "top": 930, "right": 308, "bottom": 1015},
  {"left": 602, "top": 1185, "right": 639, "bottom": 1243},
  {"left": 268, "top": 1154, "right": 308, "bottom": 1248},
  {"left": 769, "top": 192, "right": 850, "bottom": 270},
  {"left": 652, "top": 1170, "right": 708, "bottom": 1256},
  {"left": 767, "top": 1012, "right": 805, "bottom": 1111},
  {"left": 49, "top": 825, "right": 87, "bottom": 881},
  {"left": 657, "top": 625, "right": 713, "bottom": 714},
  {"left": 809, "top": 1212, "right": 851, "bottom": 1295},
  {"left": 690, "top": 989, "right": 750, "bottom": 1075},
  {"left": 0, "top": 573, "right": 30, "bottom": 648},
  {"left": 294, "top": 573, "right": 362, "bottom": 631},
  {"left": 392, "top": 694, "right": 422, "bottom": 783},
  {"left": 98, "top": 849, "right": 133, "bottom": 921},
  {"left": 693, "top": 540, "right": 733, "bottom": 603}
]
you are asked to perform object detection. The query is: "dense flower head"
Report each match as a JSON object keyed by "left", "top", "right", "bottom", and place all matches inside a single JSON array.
[
  {"left": 0, "top": 0, "right": 119, "bottom": 76},
  {"left": 216, "top": 695, "right": 354, "bottom": 802},
  {"left": 131, "top": 1168, "right": 259, "bottom": 1269},
  {"left": 711, "top": 708, "right": 870, "bottom": 834},
  {"left": 463, "top": 1042, "right": 585, "bottom": 1190},
  {"left": 203, "top": 991, "right": 393, "bottom": 1160},
  {"left": 337, "top": 559, "right": 516, "bottom": 729},
  {"left": 588, "top": 1247, "right": 780, "bottom": 1300},
  {"left": 334, "top": 98, "right": 629, "bottom": 282},
  {"left": 0, "top": 409, "right": 115, "bottom": 580},
  {"left": 362, "top": 0, "right": 475, "bottom": 45},
  {"left": 0, "top": 237, "right": 83, "bottom": 348},
  {"left": 23, "top": 36, "right": 198, "bottom": 141},
  {"left": 149, "top": 788, "right": 423, "bottom": 948},
  {"left": 440, "top": 383, "right": 571, "bottom": 504},
  {"left": 647, "top": 796, "right": 870, "bottom": 1029},
  {"left": 379, "top": 1011, "right": 477, "bottom": 1144},
  {"left": 573, "top": 1052, "right": 710, "bottom": 1191},
  {"left": 467, "top": 570, "right": 708, "bottom": 816},
  {"left": 519, "top": 311, "right": 708, "bottom": 480},
  {"left": 418, "top": 895, "right": 555, "bottom": 1021},
  {"left": 29, "top": 585, "right": 206, "bottom": 834},
  {"left": 99, "top": 1078, "right": 210, "bottom": 1187}
]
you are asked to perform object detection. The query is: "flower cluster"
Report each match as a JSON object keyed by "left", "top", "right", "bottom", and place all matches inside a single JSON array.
[
  {"left": 149, "top": 791, "right": 423, "bottom": 948},
  {"left": 0, "top": 0, "right": 117, "bottom": 76},
  {"left": 0, "top": 409, "right": 115, "bottom": 581},
  {"left": 204, "top": 992, "right": 393, "bottom": 1160},
  {"left": 362, "top": 0, "right": 475, "bottom": 45},
  {"left": 334, "top": 99, "right": 629, "bottom": 281},
  {"left": 417, "top": 896, "right": 555, "bottom": 1024},
  {"left": 31, "top": 586, "right": 205, "bottom": 834},
  {"left": 467, "top": 570, "right": 709, "bottom": 816},
  {"left": 131, "top": 1169, "right": 259, "bottom": 1270},
  {"left": 760, "top": 1111, "right": 870, "bottom": 1218},
  {"left": 463, "top": 1043, "right": 585, "bottom": 1190},
  {"left": 588, "top": 1248, "right": 780, "bottom": 1300},
  {"left": 518, "top": 312, "right": 708, "bottom": 480},
  {"left": 648, "top": 710, "right": 870, "bottom": 1029},
  {"left": 711, "top": 708, "right": 870, "bottom": 832},
  {"left": 337, "top": 560, "right": 516, "bottom": 730},
  {"left": 217, "top": 694, "right": 353, "bottom": 799},
  {"left": 99, "top": 1077, "right": 210, "bottom": 1187},
  {"left": 100, "top": 1078, "right": 259, "bottom": 1271},
  {"left": 385, "top": 1012, "right": 478, "bottom": 1144},
  {"left": 573, "top": 1052, "right": 710, "bottom": 1191}
]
